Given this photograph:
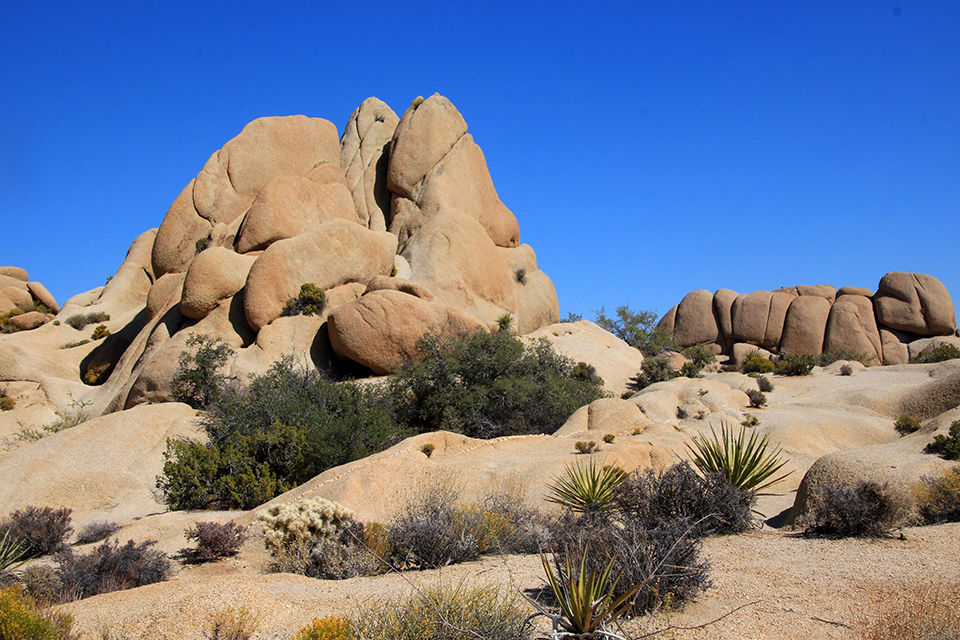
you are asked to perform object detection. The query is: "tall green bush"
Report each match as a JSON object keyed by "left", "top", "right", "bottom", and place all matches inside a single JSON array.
[{"left": 593, "top": 305, "right": 677, "bottom": 355}]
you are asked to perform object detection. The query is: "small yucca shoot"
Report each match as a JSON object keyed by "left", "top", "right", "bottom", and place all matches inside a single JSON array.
[{"left": 686, "top": 425, "right": 792, "bottom": 494}]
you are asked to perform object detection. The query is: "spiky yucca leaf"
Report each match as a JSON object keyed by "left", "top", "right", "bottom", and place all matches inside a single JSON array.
[
  {"left": 686, "top": 425, "right": 792, "bottom": 494},
  {"left": 540, "top": 547, "right": 640, "bottom": 638},
  {"left": 546, "top": 459, "right": 627, "bottom": 514},
  {"left": 0, "top": 530, "right": 27, "bottom": 581}
]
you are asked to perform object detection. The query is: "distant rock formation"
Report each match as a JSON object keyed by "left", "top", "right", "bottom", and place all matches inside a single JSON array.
[
  {"left": 659, "top": 272, "right": 957, "bottom": 365},
  {"left": 0, "top": 94, "right": 559, "bottom": 416},
  {"left": 0, "top": 266, "right": 59, "bottom": 319}
]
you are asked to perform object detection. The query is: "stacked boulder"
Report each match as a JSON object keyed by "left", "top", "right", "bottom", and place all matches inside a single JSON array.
[
  {"left": 0, "top": 267, "right": 59, "bottom": 330},
  {"left": 25, "top": 94, "right": 559, "bottom": 413},
  {"left": 659, "top": 273, "right": 957, "bottom": 365}
]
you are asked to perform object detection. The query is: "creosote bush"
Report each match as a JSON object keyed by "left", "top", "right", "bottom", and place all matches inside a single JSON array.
[
  {"left": 912, "top": 343, "right": 960, "bottom": 364},
  {"left": 925, "top": 420, "right": 960, "bottom": 460},
  {"left": 0, "top": 506, "right": 73, "bottom": 558},
  {"left": 56, "top": 538, "right": 170, "bottom": 601},
  {"left": 775, "top": 353, "right": 817, "bottom": 376},
  {"left": 913, "top": 466, "right": 960, "bottom": 524},
  {"left": 895, "top": 413, "right": 922, "bottom": 436},
  {"left": 628, "top": 354, "right": 680, "bottom": 391},
  {"left": 282, "top": 283, "right": 326, "bottom": 317},
  {"left": 741, "top": 353, "right": 774, "bottom": 374},
  {"left": 799, "top": 481, "right": 911, "bottom": 537},
  {"left": 184, "top": 521, "right": 249, "bottom": 562},
  {"left": 90, "top": 324, "right": 110, "bottom": 340},
  {"left": 574, "top": 441, "right": 597, "bottom": 454}
]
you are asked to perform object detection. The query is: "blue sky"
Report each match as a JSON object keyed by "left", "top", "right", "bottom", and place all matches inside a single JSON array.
[{"left": 2, "top": 1, "right": 958, "bottom": 320}]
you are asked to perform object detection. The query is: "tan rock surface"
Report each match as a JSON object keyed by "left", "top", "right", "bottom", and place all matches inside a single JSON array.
[
  {"left": 874, "top": 271, "right": 956, "bottom": 336},
  {"left": 26, "top": 280, "right": 59, "bottom": 313},
  {"left": 180, "top": 248, "right": 256, "bottom": 320},
  {"left": 824, "top": 294, "right": 882, "bottom": 364},
  {"left": 0, "top": 266, "right": 28, "bottom": 281},
  {"left": 673, "top": 289, "right": 719, "bottom": 346},
  {"left": 779, "top": 294, "right": 831, "bottom": 355},
  {"left": 339, "top": 97, "right": 399, "bottom": 232}
]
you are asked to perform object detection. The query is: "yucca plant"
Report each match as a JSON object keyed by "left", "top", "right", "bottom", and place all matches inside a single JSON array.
[
  {"left": 533, "top": 546, "right": 640, "bottom": 639},
  {"left": 685, "top": 425, "right": 792, "bottom": 494},
  {"left": 546, "top": 460, "right": 628, "bottom": 515},
  {"left": 0, "top": 530, "right": 27, "bottom": 583}
]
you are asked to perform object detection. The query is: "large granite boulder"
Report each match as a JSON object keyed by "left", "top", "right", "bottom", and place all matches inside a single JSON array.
[
  {"left": 824, "top": 295, "right": 882, "bottom": 364},
  {"left": 340, "top": 97, "right": 399, "bottom": 232},
  {"left": 874, "top": 271, "right": 956, "bottom": 336}
]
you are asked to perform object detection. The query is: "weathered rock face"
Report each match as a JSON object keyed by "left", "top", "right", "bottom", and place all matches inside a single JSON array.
[
  {"left": 662, "top": 272, "right": 956, "bottom": 365},
  {"left": 0, "top": 95, "right": 560, "bottom": 414}
]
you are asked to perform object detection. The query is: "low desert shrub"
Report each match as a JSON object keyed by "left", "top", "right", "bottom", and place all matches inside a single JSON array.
[
  {"left": 292, "top": 616, "right": 355, "bottom": 640},
  {"left": 0, "top": 507, "right": 73, "bottom": 558},
  {"left": 570, "top": 361, "right": 602, "bottom": 386},
  {"left": 90, "top": 324, "right": 110, "bottom": 340},
  {"left": 307, "top": 521, "right": 392, "bottom": 579},
  {"left": 496, "top": 313, "right": 514, "bottom": 333},
  {"left": 594, "top": 305, "right": 678, "bottom": 356},
  {"left": 203, "top": 606, "right": 260, "bottom": 640},
  {"left": 799, "top": 481, "right": 911, "bottom": 537},
  {"left": 0, "top": 396, "right": 14, "bottom": 412},
  {"left": 170, "top": 334, "right": 235, "bottom": 410},
  {"left": 282, "top": 283, "right": 326, "bottom": 317},
  {"left": 854, "top": 582, "right": 960, "bottom": 640},
  {"left": 75, "top": 521, "right": 121, "bottom": 545},
  {"left": 420, "top": 443, "right": 435, "bottom": 457},
  {"left": 839, "top": 363, "right": 854, "bottom": 376},
  {"left": 746, "top": 389, "right": 767, "bottom": 408},
  {"left": 352, "top": 582, "right": 533, "bottom": 640},
  {"left": 925, "top": 420, "right": 960, "bottom": 460},
  {"left": 756, "top": 375, "right": 774, "bottom": 392},
  {"left": 56, "top": 538, "right": 170, "bottom": 601},
  {"left": 62, "top": 339, "right": 89, "bottom": 349},
  {"left": 184, "top": 521, "right": 249, "bottom": 562},
  {"left": 613, "top": 462, "right": 755, "bottom": 535},
  {"left": 64, "top": 311, "right": 109, "bottom": 331},
  {"left": 0, "top": 586, "right": 74, "bottom": 640},
  {"left": 683, "top": 343, "right": 716, "bottom": 371},
  {"left": 894, "top": 413, "right": 922, "bottom": 436},
  {"left": 818, "top": 348, "right": 875, "bottom": 366},
  {"left": 514, "top": 267, "right": 527, "bottom": 284},
  {"left": 741, "top": 353, "right": 774, "bottom": 374},
  {"left": 574, "top": 440, "right": 597, "bottom": 454},
  {"left": 19, "top": 565, "right": 61, "bottom": 606},
  {"left": 628, "top": 354, "right": 680, "bottom": 391},
  {"left": 258, "top": 498, "right": 354, "bottom": 559},
  {"left": 912, "top": 343, "right": 960, "bottom": 364},
  {"left": 775, "top": 353, "right": 817, "bottom": 376},
  {"left": 602, "top": 434, "right": 615, "bottom": 444},
  {"left": 913, "top": 466, "right": 960, "bottom": 524}
]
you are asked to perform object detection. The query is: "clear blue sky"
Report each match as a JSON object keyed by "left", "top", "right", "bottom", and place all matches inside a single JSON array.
[{"left": 2, "top": 1, "right": 958, "bottom": 321}]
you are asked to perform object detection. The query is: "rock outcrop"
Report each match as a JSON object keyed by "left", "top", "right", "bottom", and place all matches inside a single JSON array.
[
  {"left": 0, "top": 94, "right": 559, "bottom": 415},
  {"left": 659, "top": 272, "right": 956, "bottom": 366}
]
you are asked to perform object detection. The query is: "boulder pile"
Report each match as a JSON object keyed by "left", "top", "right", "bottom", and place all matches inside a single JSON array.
[
  {"left": 0, "top": 266, "right": 59, "bottom": 330},
  {"left": 659, "top": 272, "right": 958, "bottom": 365},
  {"left": 0, "top": 95, "right": 559, "bottom": 416}
]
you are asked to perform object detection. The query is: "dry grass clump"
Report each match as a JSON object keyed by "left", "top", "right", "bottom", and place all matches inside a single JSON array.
[
  {"left": 56, "top": 538, "right": 170, "bottom": 602},
  {"left": 914, "top": 466, "right": 960, "bottom": 525},
  {"left": 854, "top": 582, "right": 960, "bottom": 640},
  {"left": 202, "top": 606, "right": 260, "bottom": 640},
  {"left": 799, "top": 481, "right": 912, "bottom": 537}
]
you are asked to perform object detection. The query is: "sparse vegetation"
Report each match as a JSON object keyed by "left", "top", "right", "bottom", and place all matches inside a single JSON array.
[
  {"left": 546, "top": 460, "right": 627, "bottom": 516},
  {"left": 741, "top": 353, "right": 774, "bottom": 374},
  {"left": 90, "top": 324, "right": 110, "bottom": 340},
  {"left": 854, "top": 582, "right": 960, "bottom": 640},
  {"left": 0, "top": 507, "right": 72, "bottom": 559},
  {"left": 183, "top": 521, "right": 249, "bottom": 562},
  {"left": 421, "top": 443, "right": 435, "bottom": 457},
  {"left": 0, "top": 586, "right": 74, "bottom": 640},
  {"left": 757, "top": 375, "right": 774, "bottom": 392},
  {"left": 64, "top": 311, "right": 109, "bottom": 331},
  {"left": 203, "top": 606, "right": 260, "bottom": 640},
  {"left": 514, "top": 267, "right": 527, "bottom": 284},
  {"left": 574, "top": 440, "right": 597, "bottom": 454},
  {"left": 682, "top": 344, "right": 715, "bottom": 371},
  {"left": 894, "top": 412, "right": 922, "bottom": 436},
  {"left": 602, "top": 434, "right": 615, "bottom": 444},
  {"left": 818, "top": 348, "right": 875, "bottom": 366},
  {"left": 0, "top": 386, "right": 14, "bottom": 412},
  {"left": 775, "top": 353, "right": 817, "bottom": 376},
  {"left": 496, "top": 312, "right": 514, "bottom": 333},
  {"left": 56, "top": 538, "right": 171, "bottom": 601},
  {"left": 171, "top": 334, "right": 235, "bottom": 410},
  {"left": 839, "top": 363, "right": 854, "bottom": 376},
  {"left": 282, "top": 283, "right": 326, "bottom": 317},
  {"left": 913, "top": 466, "right": 960, "bottom": 524},
  {"left": 925, "top": 420, "right": 960, "bottom": 460},
  {"left": 799, "top": 481, "right": 911, "bottom": 537},
  {"left": 628, "top": 354, "right": 680, "bottom": 391},
  {"left": 76, "top": 521, "right": 122, "bottom": 545},
  {"left": 912, "top": 343, "right": 960, "bottom": 364},
  {"left": 746, "top": 389, "right": 767, "bottom": 408},
  {"left": 292, "top": 616, "right": 355, "bottom": 640}
]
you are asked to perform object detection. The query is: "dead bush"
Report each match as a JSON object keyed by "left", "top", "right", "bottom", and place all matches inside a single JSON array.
[
  {"left": 799, "top": 481, "right": 911, "bottom": 537},
  {"left": 0, "top": 506, "right": 73, "bottom": 558}
]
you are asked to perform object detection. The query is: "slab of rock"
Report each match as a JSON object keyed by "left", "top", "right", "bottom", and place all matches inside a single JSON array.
[
  {"left": 340, "top": 97, "right": 399, "bottom": 232},
  {"left": 26, "top": 281, "right": 58, "bottom": 313},
  {"left": 879, "top": 327, "right": 909, "bottom": 365},
  {"left": 180, "top": 248, "right": 257, "bottom": 320},
  {"left": 328, "top": 289, "right": 485, "bottom": 374},
  {"left": 824, "top": 295, "right": 882, "bottom": 364},
  {"left": 235, "top": 176, "right": 357, "bottom": 253},
  {"left": 388, "top": 94, "right": 468, "bottom": 200},
  {"left": 7, "top": 311, "right": 47, "bottom": 331},
  {"left": 0, "top": 266, "right": 28, "bottom": 281},
  {"left": 730, "top": 290, "right": 795, "bottom": 348},
  {"left": 780, "top": 295, "right": 831, "bottom": 356},
  {"left": 874, "top": 271, "right": 956, "bottom": 336},
  {"left": 713, "top": 289, "right": 738, "bottom": 340},
  {"left": 673, "top": 289, "right": 719, "bottom": 346},
  {"left": 837, "top": 286, "right": 873, "bottom": 298},
  {"left": 243, "top": 219, "right": 398, "bottom": 331},
  {"left": 554, "top": 398, "right": 649, "bottom": 437}
]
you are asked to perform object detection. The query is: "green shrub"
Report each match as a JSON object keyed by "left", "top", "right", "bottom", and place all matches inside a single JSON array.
[
  {"left": 56, "top": 538, "right": 170, "bottom": 601},
  {"left": 925, "top": 420, "right": 960, "bottom": 460},
  {"left": 195, "top": 236, "right": 211, "bottom": 254},
  {"left": 682, "top": 344, "right": 715, "bottom": 370},
  {"left": 894, "top": 413, "right": 922, "bottom": 436},
  {"left": 818, "top": 349, "right": 875, "bottom": 366},
  {"left": 570, "top": 361, "right": 602, "bottom": 386},
  {"left": 912, "top": 343, "right": 960, "bottom": 364},
  {"left": 282, "top": 283, "right": 326, "bottom": 317},
  {"left": 799, "top": 481, "right": 911, "bottom": 537},
  {"left": 602, "top": 433, "right": 615, "bottom": 444},
  {"left": 171, "top": 335, "right": 235, "bottom": 410},
  {"left": 679, "top": 361, "right": 700, "bottom": 378},
  {"left": 628, "top": 354, "right": 680, "bottom": 391},
  {"left": 420, "top": 443, "right": 435, "bottom": 457},
  {"left": 546, "top": 460, "right": 627, "bottom": 515},
  {"left": 775, "top": 353, "right": 817, "bottom": 376},
  {"left": 389, "top": 331, "right": 607, "bottom": 439},
  {"left": 574, "top": 440, "right": 597, "bottom": 454},
  {"left": 0, "top": 586, "right": 73, "bottom": 640},
  {"left": 496, "top": 313, "right": 514, "bottom": 333},
  {"left": 593, "top": 305, "right": 678, "bottom": 356},
  {"left": 90, "top": 324, "right": 110, "bottom": 340},
  {"left": 0, "top": 507, "right": 72, "bottom": 558},
  {"left": 353, "top": 582, "right": 533, "bottom": 640},
  {"left": 742, "top": 353, "right": 774, "bottom": 374},
  {"left": 913, "top": 466, "right": 960, "bottom": 524},
  {"left": 62, "top": 339, "right": 89, "bottom": 349},
  {"left": 184, "top": 521, "right": 248, "bottom": 562},
  {"left": 0, "top": 531, "right": 27, "bottom": 584}
]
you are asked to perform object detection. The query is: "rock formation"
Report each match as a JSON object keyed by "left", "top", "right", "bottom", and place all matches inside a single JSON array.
[
  {"left": 0, "top": 94, "right": 559, "bottom": 418},
  {"left": 659, "top": 272, "right": 957, "bottom": 366}
]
